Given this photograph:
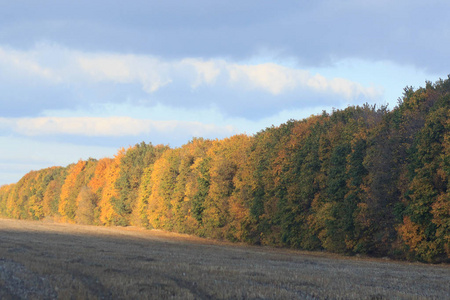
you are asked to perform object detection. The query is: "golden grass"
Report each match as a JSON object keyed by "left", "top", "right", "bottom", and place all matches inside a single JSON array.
[{"left": 0, "top": 218, "right": 448, "bottom": 299}]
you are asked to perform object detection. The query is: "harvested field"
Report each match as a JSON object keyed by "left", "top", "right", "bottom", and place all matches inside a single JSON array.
[{"left": 0, "top": 218, "right": 448, "bottom": 299}]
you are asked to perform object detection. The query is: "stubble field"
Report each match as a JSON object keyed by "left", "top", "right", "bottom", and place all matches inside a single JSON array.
[{"left": 0, "top": 218, "right": 448, "bottom": 299}]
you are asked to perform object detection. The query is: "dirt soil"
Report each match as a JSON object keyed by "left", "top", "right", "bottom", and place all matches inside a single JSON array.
[{"left": 0, "top": 218, "right": 448, "bottom": 299}]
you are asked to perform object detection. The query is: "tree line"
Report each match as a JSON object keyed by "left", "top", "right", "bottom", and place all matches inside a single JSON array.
[{"left": 1, "top": 78, "right": 448, "bottom": 262}]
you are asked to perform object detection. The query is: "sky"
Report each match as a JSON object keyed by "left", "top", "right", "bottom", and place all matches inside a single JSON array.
[{"left": 1, "top": 0, "right": 449, "bottom": 185}]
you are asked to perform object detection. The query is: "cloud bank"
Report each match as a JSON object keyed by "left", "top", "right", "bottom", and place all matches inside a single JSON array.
[
  {"left": 0, "top": 44, "right": 382, "bottom": 119},
  {"left": 0, "top": 116, "right": 236, "bottom": 138}
]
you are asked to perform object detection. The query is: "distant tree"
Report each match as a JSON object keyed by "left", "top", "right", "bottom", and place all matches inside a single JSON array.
[
  {"left": 201, "top": 135, "right": 252, "bottom": 241},
  {"left": 42, "top": 168, "right": 64, "bottom": 216},
  {"left": 146, "top": 148, "right": 180, "bottom": 229},
  {"left": 75, "top": 186, "right": 97, "bottom": 225},
  {"left": 99, "top": 149, "right": 125, "bottom": 225},
  {"left": 0, "top": 184, "right": 14, "bottom": 216},
  {"left": 132, "top": 144, "right": 169, "bottom": 227},
  {"left": 59, "top": 161, "right": 87, "bottom": 222},
  {"left": 399, "top": 93, "right": 449, "bottom": 261},
  {"left": 89, "top": 158, "right": 113, "bottom": 196},
  {"left": 115, "top": 142, "right": 167, "bottom": 225}
]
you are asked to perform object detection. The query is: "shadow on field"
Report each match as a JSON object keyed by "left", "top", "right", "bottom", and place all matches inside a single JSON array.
[{"left": 0, "top": 218, "right": 449, "bottom": 299}]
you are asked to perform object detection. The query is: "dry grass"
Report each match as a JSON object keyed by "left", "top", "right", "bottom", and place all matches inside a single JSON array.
[{"left": 0, "top": 218, "right": 448, "bottom": 299}]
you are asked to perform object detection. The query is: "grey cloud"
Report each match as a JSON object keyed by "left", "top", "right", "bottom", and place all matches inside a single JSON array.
[{"left": 0, "top": 1, "right": 448, "bottom": 73}]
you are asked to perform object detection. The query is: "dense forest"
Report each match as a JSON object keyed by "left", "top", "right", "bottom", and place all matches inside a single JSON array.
[{"left": 1, "top": 78, "right": 448, "bottom": 263}]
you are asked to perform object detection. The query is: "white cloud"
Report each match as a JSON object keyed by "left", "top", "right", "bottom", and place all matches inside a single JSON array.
[
  {"left": 180, "top": 58, "right": 223, "bottom": 88},
  {"left": 0, "top": 116, "right": 236, "bottom": 138},
  {"left": 78, "top": 55, "right": 132, "bottom": 83},
  {"left": 228, "top": 63, "right": 307, "bottom": 94},
  {"left": 0, "top": 46, "right": 60, "bottom": 82},
  {"left": 307, "top": 74, "right": 380, "bottom": 99},
  {"left": 227, "top": 63, "right": 381, "bottom": 99},
  {"left": 77, "top": 54, "right": 174, "bottom": 93},
  {"left": 77, "top": 55, "right": 224, "bottom": 92},
  {"left": 0, "top": 43, "right": 380, "bottom": 99}
]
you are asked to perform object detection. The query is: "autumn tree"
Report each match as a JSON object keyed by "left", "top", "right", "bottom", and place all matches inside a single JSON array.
[
  {"left": 145, "top": 148, "right": 181, "bottom": 229},
  {"left": 98, "top": 149, "right": 125, "bottom": 225},
  {"left": 202, "top": 135, "right": 252, "bottom": 240},
  {"left": 247, "top": 121, "right": 297, "bottom": 245},
  {"left": 0, "top": 184, "right": 14, "bottom": 216},
  {"left": 132, "top": 144, "right": 170, "bottom": 227},
  {"left": 59, "top": 159, "right": 97, "bottom": 222},
  {"left": 42, "top": 167, "right": 66, "bottom": 218},
  {"left": 399, "top": 85, "right": 450, "bottom": 261},
  {"left": 116, "top": 142, "right": 168, "bottom": 226},
  {"left": 170, "top": 138, "right": 212, "bottom": 234},
  {"left": 75, "top": 186, "right": 97, "bottom": 225},
  {"left": 274, "top": 116, "right": 324, "bottom": 250}
]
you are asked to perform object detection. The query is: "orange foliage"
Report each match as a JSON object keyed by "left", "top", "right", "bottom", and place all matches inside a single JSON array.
[
  {"left": 89, "top": 157, "right": 113, "bottom": 194},
  {"left": 398, "top": 216, "right": 424, "bottom": 252}
]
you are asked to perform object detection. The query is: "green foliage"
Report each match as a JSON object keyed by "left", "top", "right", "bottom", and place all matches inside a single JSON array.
[
  {"left": 116, "top": 142, "right": 168, "bottom": 225},
  {"left": 191, "top": 158, "right": 210, "bottom": 224}
]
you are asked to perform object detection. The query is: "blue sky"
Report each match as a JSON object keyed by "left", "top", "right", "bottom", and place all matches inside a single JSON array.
[{"left": 0, "top": 0, "right": 449, "bottom": 185}]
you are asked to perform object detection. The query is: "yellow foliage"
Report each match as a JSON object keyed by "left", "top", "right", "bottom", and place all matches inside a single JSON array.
[
  {"left": 98, "top": 149, "right": 124, "bottom": 225},
  {"left": 58, "top": 160, "right": 86, "bottom": 221},
  {"left": 431, "top": 194, "right": 450, "bottom": 257},
  {"left": 146, "top": 150, "right": 175, "bottom": 229},
  {"left": 89, "top": 158, "right": 113, "bottom": 194}
]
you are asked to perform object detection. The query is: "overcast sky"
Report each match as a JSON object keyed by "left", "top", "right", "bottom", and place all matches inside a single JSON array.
[{"left": 1, "top": 0, "right": 449, "bottom": 185}]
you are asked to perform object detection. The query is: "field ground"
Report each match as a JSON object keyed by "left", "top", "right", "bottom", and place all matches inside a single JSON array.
[{"left": 0, "top": 218, "right": 448, "bottom": 299}]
